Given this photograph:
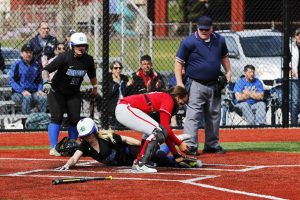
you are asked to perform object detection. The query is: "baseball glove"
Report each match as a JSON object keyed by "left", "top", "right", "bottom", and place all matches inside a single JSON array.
[
  {"left": 173, "top": 153, "right": 199, "bottom": 168},
  {"left": 55, "top": 137, "right": 79, "bottom": 157}
]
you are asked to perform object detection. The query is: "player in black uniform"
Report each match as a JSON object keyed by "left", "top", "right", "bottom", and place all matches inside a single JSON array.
[
  {"left": 57, "top": 118, "right": 202, "bottom": 171},
  {"left": 42, "top": 32, "right": 98, "bottom": 156}
]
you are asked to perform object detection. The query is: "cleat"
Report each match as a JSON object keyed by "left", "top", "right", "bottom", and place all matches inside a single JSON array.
[
  {"left": 185, "top": 146, "right": 200, "bottom": 156},
  {"left": 203, "top": 146, "right": 225, "bottom": 154},
  {"left": 132, "top": 161, "right": 157, "bottom": 173},
  {"left": 49, "top": 148, "right": 61, "bottom": 156}
]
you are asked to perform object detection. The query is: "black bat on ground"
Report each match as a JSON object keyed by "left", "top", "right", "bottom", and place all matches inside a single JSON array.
[{"left": 52, "top": 176, "right": 112, "bottom": 185}]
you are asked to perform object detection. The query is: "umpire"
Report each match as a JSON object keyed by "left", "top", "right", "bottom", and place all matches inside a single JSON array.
[
  {"left": 42, "top": 32, "right": 98, "bottom": 156},
  {"left": 174, "top": 16, "right": 231, "bottom": 155}
]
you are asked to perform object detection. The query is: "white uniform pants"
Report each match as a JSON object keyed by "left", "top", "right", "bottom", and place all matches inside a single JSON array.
[{"left": 115, "top": 104, "right": 160, "bottom": 139}]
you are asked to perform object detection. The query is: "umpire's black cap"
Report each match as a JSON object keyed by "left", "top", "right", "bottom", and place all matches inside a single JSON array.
[
  {"left": 197, "top": 16, "right": 213, "bottom": 29},
  {"left": 21, "top": 43, "right": 34, "bottom": 52}
]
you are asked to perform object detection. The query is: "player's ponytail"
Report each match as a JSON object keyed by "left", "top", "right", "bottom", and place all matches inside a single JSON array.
[
  {"left": 168, "top": 86, "right": 188, "bottom": 98},
  {"left": 98, "top": 129, "right": 116, "bottom": 144},
  {"left": 167, "top": 86, "right": 188, "bottom": 116}
]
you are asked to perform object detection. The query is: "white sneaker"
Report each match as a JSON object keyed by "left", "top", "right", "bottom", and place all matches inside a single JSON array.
[
  {"left": 49, "top": 148, "right": 61, "bottom": 156},
  {"left": 132, "top": 161, "right": 157, "bottom": 173}
]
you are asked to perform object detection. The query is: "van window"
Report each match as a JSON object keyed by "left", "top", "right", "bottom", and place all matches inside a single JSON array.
[
  {"left": 225, "top": 36, "right": 239, "bottom": 56},
  {"left": 240, "top": 36, "right": 282, "bottom": 57}
]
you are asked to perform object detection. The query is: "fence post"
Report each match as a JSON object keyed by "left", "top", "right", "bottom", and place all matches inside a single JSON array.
[
  {"left": 102, "top": 0, "right": 110, "bottom": 129},
  {"left": 282, "top": 0, "right": 290, "bottom": 127}
]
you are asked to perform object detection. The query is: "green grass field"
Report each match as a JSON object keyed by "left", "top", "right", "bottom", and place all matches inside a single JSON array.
[
  {"left": 2, "top": 142, "right": 300, "bottom": 153},
  {"left": 1, "top": 37, "right": 183, "bottom": 73}
]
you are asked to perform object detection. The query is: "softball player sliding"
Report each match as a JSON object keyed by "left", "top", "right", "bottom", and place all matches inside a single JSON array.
[
  {"left": 57, "top": 117, "right": 202, "bottom": 171},
  {"left": 42, "top": 32, "right": 98, "bottom": 156},
  {"left": 115, "top": 86, "right": 190, "bottom": 173}
]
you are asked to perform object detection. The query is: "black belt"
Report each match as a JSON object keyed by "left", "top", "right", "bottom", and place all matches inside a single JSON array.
[{"left": 193, "top": 79, "right": 217, "bottom": 86}]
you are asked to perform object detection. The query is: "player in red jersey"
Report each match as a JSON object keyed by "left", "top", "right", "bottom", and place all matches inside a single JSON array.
[{"left": 115, "top": 86, "right": 190, "bottom": 173}]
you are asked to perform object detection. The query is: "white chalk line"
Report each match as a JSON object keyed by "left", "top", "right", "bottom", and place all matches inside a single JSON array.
[{"left": 0, "top": 157, "right": 298, "bottom": 200}]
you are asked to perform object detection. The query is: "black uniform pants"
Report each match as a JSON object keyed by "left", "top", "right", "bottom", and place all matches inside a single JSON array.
[{"left": 48, "top": 90, "right": 81, "bottom": 126}]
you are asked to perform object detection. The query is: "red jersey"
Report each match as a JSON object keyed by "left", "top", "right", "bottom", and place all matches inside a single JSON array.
[{"left": 119, "top": 92, "right": 182, "bottom": 153}]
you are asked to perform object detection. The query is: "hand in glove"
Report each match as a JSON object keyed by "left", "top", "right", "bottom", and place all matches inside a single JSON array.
[
  {"left": 43, "top": 81, "right": 52, "bottom": 94},
  {"left": 173, "top": 152, "right": 198, "bottom": 168}
]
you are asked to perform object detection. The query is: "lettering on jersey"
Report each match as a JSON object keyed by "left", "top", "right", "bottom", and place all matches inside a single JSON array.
[{"left": 66, "top": 68, "right": 87, "bottom": 77}]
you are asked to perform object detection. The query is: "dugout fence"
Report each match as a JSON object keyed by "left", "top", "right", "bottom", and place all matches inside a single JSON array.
[{"left": 0, "top": 0, "right": 299, "bottom": 130}]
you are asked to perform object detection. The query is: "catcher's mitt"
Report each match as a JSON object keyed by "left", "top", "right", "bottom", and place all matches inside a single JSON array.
[
  {"left": 55, "top": 137, "right": 79, "bottom": 157},
  {"left": 173, "top": 153, "right": 201, "bottom": 168}
]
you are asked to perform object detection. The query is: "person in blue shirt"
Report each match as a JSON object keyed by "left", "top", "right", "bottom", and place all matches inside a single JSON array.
[
  {"left": 233, "top": 64, "right": 266, "bottom": 125},
  {"left": 174, "top": 16, "right": 231, "bottom": 155},
  {"left": 9, "top": 43, "right": 47, "bottom": 114}
]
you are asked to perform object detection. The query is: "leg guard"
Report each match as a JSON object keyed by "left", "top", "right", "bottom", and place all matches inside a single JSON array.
[{"left": 137, "top": 127, "right": 168, "bottom": 165}]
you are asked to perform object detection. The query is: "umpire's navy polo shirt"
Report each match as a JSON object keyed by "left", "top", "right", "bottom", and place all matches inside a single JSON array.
[{"left": 176, "top": 31, "right": 228, "bottom": 81}]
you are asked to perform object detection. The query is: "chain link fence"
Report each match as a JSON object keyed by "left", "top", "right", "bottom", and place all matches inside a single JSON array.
[{"left": 0, "top": 0, "right": 299, "bottom": 130}]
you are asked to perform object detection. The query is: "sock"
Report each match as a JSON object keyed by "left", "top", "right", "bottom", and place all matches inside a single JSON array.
[
  {"left": 159, "top": 143, "right": 170, "bottom": 155},
  {"left": 48, "top": 123, "right": 61, "bottom": 148},
  {"left": 68, "top": 125, "right": 78, "bottom": 140}
]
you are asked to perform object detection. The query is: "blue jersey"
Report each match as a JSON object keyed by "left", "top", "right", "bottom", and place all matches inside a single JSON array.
[
  {"left": 233, "top": 77, "right": 264, "bottom": 105},
  {"left": 176, "top": 32, "right": 228, "bottom": 81}
]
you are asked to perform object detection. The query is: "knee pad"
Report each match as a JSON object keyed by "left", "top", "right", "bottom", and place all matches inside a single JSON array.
[{"left": 152, "top": 125, "right": 168, "bottom": 144}]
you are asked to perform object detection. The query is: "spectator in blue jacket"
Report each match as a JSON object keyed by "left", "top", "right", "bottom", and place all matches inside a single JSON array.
[
  {"left": 9, "top": 43, "right": 47, "bottom": 114},
  {"left": 233, "top": 64, "right": 266, "bottom": 125},
  {"left": 29, "top": 21, "right": 57, "bottom": 67}
]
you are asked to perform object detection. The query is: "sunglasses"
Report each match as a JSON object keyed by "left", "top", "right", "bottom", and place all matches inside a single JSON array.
[
  {"left": 113, "top": 67, "right": 123, "bottom": 70},
  {"left": 199, "top": 29, "right": 209, "bottom": 31},
  {"left": 74, "top": 44, "right": 87, "bottom": 48},
  {"left": 57, "top": 47, "right": 65, "bottom": 50}
]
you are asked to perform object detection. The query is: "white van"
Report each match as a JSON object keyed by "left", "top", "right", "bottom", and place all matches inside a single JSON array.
[{"left": 218, "top": 29, "right": 283, "bottom": 86}]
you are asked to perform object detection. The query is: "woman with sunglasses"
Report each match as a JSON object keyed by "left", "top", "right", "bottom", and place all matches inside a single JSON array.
[
  {"left": 42, "top": 32, "right": 98, "bottom": 156},
  {"left": 43, "top": 42, "right": 65, "bottom": 80},
  {"left": 58, "top": 117, "right": 202, "bottom": 170},
  {"left": 107, "top": 60, "right": 133, "bottom": 128}
]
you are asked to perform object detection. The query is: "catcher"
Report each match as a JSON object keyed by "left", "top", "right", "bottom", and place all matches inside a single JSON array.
[{"left": 57, "top": 117, "right": 202, "bottom": 171}]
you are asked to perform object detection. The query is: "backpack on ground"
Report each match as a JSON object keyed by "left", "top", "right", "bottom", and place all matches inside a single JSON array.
[{"left": 25, "top": 112, "right": 51, "bottom": 130}]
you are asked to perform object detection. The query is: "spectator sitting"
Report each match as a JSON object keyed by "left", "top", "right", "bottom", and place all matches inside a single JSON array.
[
  {"left": 107, "top": 60, "right": 133, "bottom": 128},
  {"left": 46, "top": 42, "right": 66, "bottom": 80},
  {"left": 233, "top": 64, "right": 266, "bottom": 125},
  {"left": 130, "top": 54, "right": 165, "bottom": 94},
  {"left": 29, "top": 21, "right": 58, "bottom": 68},
  {"left": 9, "top": 43, "right": 47, "bottom": 114}
]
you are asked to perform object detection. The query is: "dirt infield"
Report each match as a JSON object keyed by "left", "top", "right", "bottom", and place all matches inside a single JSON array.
[{"left": 0, "top": 128, "right": 300, "bottom": 199}]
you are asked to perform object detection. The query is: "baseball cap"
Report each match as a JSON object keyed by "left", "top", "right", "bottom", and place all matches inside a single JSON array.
[
  {"left": 295, "top": 28, "right": 300, "bottom": 36},
  {"left": 197, "top": 16, "right": 213, "bottom": 30},
  {"left": 21, "top": 43, "right": 34, "bottom": 52}
]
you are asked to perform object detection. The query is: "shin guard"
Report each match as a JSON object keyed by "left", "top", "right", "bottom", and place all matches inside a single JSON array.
[{"left": 136, "top": 128, "right": 168, "bottom": 165}]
